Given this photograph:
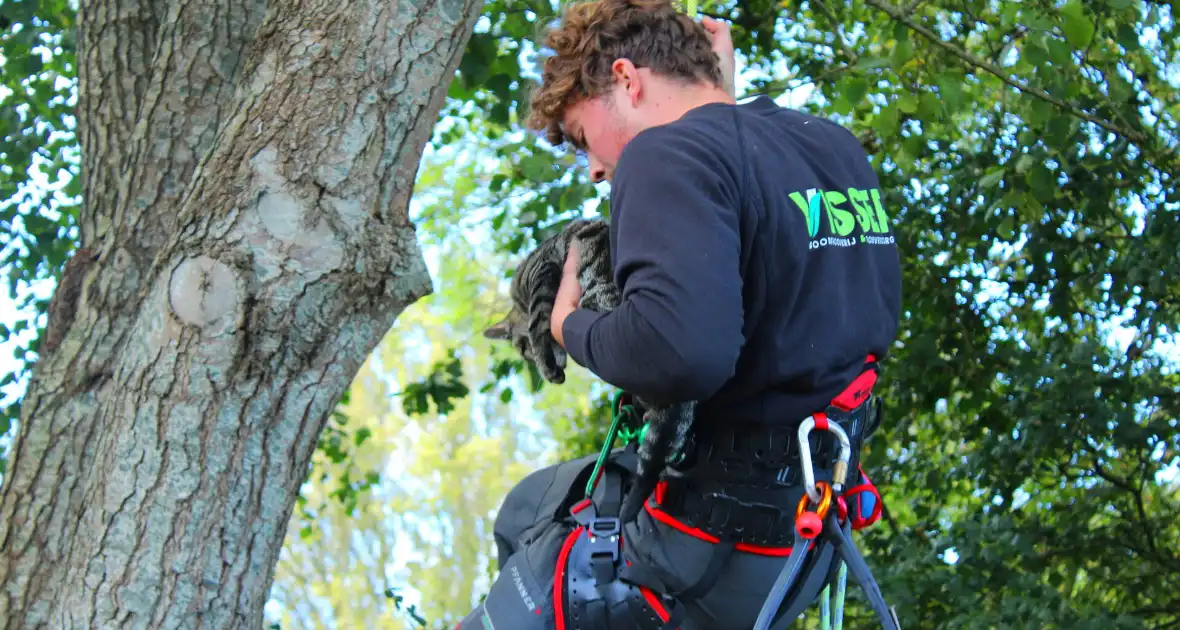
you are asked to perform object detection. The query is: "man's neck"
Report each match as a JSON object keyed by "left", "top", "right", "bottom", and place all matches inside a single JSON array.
[{"left": 643, "top": 84, "right": 737, "bottom": 127}]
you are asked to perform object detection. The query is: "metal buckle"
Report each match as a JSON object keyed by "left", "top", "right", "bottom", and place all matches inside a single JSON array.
[{"left": 587, "top": 517, "right": 621, "bottom": 563}]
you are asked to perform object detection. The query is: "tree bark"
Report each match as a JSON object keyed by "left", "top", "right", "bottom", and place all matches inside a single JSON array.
[{"left": 0, "top": 0, "right": 483, "bottom": 626}]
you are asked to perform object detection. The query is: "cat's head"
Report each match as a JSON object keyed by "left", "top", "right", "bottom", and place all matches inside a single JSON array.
[
  {"left": 484, "top": 306, "right": 569, "bottom": 384},
  {"left": 483, "top": 247, "right": 569, "bottom": 384},
  {"left": 482, "top": 220, "right": 602, "bottom": 384}
]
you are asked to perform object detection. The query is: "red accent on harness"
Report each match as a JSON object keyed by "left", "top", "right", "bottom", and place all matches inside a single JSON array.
[
  {"left": 814, "top": 413, "right": 829, "bottom": 431},
  {"left": 643, "top": 493, "right": 817, "bottom": 557},
  {"left": 844, "top": 464, "right": 884, "bottom": 530},
  {"left": 831, "top": 365, "right": 879, "bottom": 411},
  {"left": 570, "top": 498, "right": 592, "bottom": 514},
  {"left": 554, "top": 526, "right": 583, "bottom": 630},
  {"left": 641, "top": 587, "right": 672, "bottom": 623}
]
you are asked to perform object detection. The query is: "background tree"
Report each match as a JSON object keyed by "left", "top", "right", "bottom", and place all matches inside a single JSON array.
[{"left": 3, "top": 0, "right": 1178, "bottom": 628}]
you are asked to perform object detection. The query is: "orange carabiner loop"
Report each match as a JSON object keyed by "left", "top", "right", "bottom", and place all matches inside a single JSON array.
[{"left": 796, "top": 480, "right": 833, "bottom": 521}]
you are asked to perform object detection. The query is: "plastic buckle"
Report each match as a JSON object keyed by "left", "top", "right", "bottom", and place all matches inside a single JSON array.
[
  {"left": 744, "top": 501, "right": 785, "bottom": 546},
  {"left": 587, "top": 517, "right": 621, "bottom": 563},
  {"left": 706, "top": 493, "right": 785, "bottom": 545}
]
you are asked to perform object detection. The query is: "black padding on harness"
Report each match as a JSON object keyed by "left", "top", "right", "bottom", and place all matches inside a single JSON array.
[
  {"left": 658, "top": 396, "right": 879, "bottom": 547},
  {"left": 563, "top": 460, "right": 690, "bottom": 630}
]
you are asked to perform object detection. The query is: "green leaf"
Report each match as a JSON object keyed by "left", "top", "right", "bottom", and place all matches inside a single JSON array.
[
  {"left": 917, "top": 92, "right": 941, "bottom": 119},
  {"left": 998, "top": 215, "right": 1016, "bottom": 240},
  {"left": 518, "top": 154, "right": 555, "bottom": 182},
  {"left": 935, "top": 74, "right": 963, "bottom": 110},
  {"left": 980, "top": 168, "right": 1006, "bottom": 189},
  {"left": 1047, "top": 37, "right": 1073, "bottom": 66},
  {"left": 1024, "top": 39, "right": 1050, "bottom": 66},
  {"left": 354, "top": 427, "right": 372, "bottom": 446},
  {"left": 1059, "top": 1, "right": 1096, "bottom": 48},
  {"left": 1116, "top": 23, "right": 1140, "bottom": 50},
  {"left": 844, "top": 77, "right": 870, "bottom": 104},
  {"left": 890, "top": 32, "right": 913, "bottom": 71},
  {"left": 1026, "top": 96, "right": 1054, "bottom": 126},
  {"left": 1027, "top": 164, "right": 1057, "bottom": 201},
  {"left": 874, "top": 103, "right": 900, "bottom": 136},
  {"left": 853, "top": 56, "right": 890, "bottom": 71},
  {"left": 898, "top": 93, "right": 919, "bottom": 114}
]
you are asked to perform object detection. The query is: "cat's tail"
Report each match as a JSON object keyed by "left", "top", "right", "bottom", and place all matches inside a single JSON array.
[{"left": 619, "top": 404, "right": 693, "bottom": 523}]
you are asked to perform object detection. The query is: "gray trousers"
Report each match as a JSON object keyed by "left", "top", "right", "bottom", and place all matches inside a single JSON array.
[{"left": 458, "top": 449, "right": 837, "bottom": 629}]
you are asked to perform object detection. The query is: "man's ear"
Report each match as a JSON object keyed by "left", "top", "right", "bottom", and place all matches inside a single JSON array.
[
  {"left": 611, "top": 58, "right": 643, "bottom": 105},
  {"left": 483, "top": 317, "right": 512, "bottom": 340}
]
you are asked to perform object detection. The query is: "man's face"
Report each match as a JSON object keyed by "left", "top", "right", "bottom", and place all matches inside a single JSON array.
[
  {"left": 562, "top": 94, "right": 637, "bottom": 184},
  {"left": 558, "top": 59, "right": 727, "bottom": 183},
  {"left": 560, "top": 59, "right": 655, "bottom": 183}
]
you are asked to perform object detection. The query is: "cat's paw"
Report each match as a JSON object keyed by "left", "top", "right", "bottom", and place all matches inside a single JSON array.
[
  {"left": 541, "top": 365, "right": 566, "bottom": 384},
  {"left": 538, "top": 347, "right": 567, "bottom": 384}
]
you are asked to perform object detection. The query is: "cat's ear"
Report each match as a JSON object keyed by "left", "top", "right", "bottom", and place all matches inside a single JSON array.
[{"left": 483, "top": 317, "right": 512, "bottom": 340}]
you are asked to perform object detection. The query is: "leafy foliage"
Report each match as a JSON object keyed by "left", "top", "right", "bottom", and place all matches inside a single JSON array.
[{"left": 0, "top": 0, "right": 81, "bottom": 429}]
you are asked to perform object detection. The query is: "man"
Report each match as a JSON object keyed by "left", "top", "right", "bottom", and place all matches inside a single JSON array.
[{"left": 459, "top": 1, "right": 902, "bottom": 628}]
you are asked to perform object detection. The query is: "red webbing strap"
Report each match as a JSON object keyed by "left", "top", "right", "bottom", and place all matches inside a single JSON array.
[
  {"left": 831, "top": 354, "right": 879, "bottom": 411},
  {"left": 554, "top": 526, "right": 583, "bottom": 630}
]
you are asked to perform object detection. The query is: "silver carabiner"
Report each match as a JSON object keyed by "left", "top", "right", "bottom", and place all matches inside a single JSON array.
[{"left": 797, "top": 415, "right": 853, "bottom": 503}]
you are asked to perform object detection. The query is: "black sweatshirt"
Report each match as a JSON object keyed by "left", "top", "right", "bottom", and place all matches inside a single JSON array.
[{"left": 562, "top": 96, "right": 902, "bottom": 426}]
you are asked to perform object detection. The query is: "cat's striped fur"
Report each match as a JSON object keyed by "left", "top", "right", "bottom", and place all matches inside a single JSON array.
[{"left": 484, "top": 218, "right": 698, "bottom": 522}]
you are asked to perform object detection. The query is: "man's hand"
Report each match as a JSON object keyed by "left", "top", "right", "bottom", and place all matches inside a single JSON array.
[
  {"left": 701, "top": 16, "right": 736, "bottom": 99},
  {"left": 550, "top": 242, "right": 583, "bottom": 349}
]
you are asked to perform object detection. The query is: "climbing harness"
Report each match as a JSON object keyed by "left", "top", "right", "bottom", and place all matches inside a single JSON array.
[
  {"left": 461, "top": 360, "right": 897, "bottom": 630},
  {"left": 557, "top": 358, "right": 899, "bottom": 629}
]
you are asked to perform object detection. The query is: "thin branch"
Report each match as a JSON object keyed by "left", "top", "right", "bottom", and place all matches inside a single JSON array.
[{"left": 862, "top": 0, "right": 1168, "bottom": 162}]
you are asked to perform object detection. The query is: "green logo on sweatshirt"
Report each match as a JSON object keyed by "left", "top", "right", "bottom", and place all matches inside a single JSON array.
[{"left": 789, "top": 186, "right": 895, "bottom": 250}]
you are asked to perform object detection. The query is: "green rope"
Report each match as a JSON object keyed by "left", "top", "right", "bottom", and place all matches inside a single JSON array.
[
  {"left": 820, "top": 592, "right": 831, "bottom": 629},
  {"left": 833, "top": 562, "right": 849, "bottom": 629},
  {"left": 820, "top": 585, "right": 831, "bottom": 630}
]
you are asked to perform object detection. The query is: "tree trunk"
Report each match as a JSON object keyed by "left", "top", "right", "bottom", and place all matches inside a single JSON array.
[{"left": 0, "top": 0, "right": 483, "bottom": 626}]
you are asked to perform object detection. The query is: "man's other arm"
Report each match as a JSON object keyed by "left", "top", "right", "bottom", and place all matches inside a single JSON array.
[{"left": 561, "top": 126, "right": 745, "bottom": 406}]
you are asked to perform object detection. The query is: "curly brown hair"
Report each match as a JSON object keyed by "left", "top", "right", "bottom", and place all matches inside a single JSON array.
[{"left": 526, "top": 0, "right": 723, "bottom": 146}]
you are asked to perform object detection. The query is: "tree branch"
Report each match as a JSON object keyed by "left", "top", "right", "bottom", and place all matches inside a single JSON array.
[{"left": 862, "top": 0, "right": 1165, "bottom": 160}]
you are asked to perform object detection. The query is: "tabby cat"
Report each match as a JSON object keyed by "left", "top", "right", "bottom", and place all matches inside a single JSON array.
[{"left": 483, "top": 219, "right": 698, "bottom": 522}]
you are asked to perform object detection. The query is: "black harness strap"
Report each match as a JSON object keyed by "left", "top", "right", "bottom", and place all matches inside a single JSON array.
[{"left": 819, "top": 513, "right": 901, "bottom": 628}]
